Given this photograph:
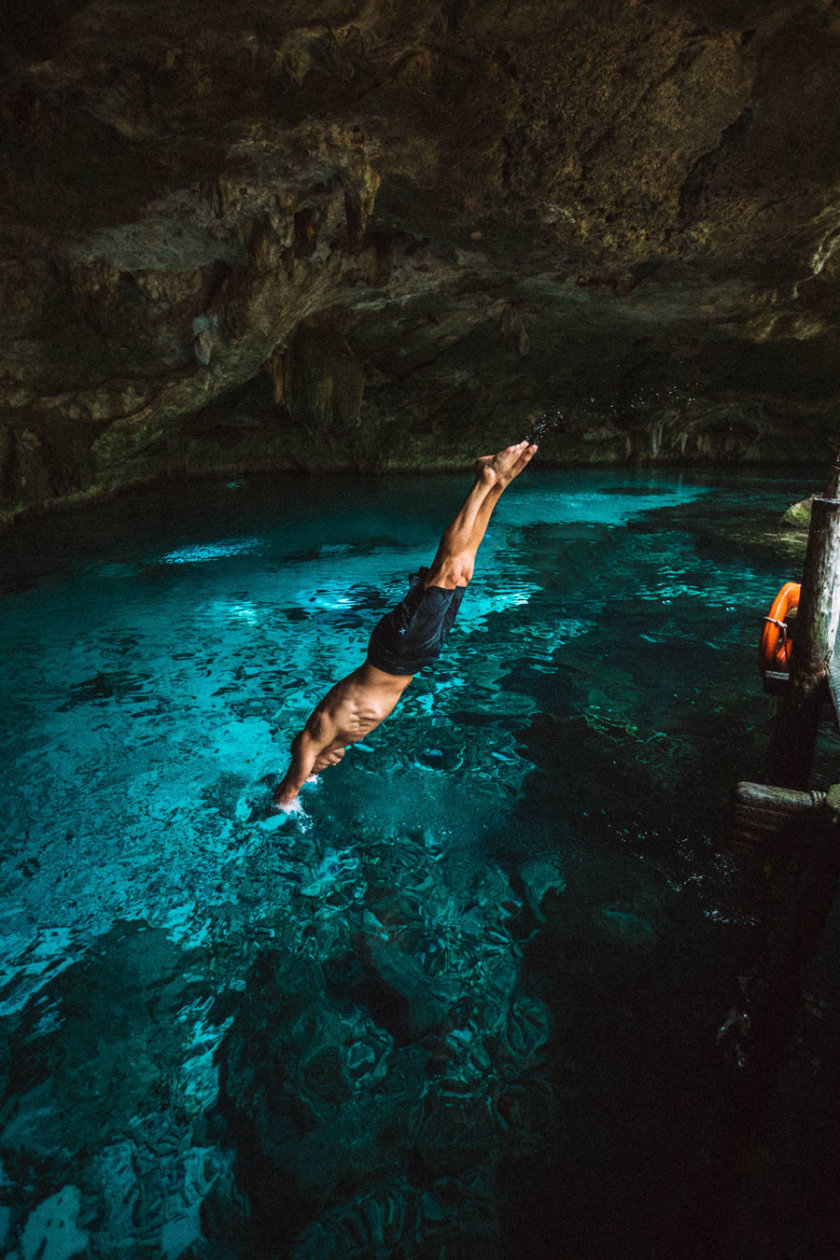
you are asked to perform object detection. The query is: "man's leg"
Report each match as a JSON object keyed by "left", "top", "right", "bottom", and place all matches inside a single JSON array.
[{"left": 425, "top": 441, "right": 537, "bottom": 588}]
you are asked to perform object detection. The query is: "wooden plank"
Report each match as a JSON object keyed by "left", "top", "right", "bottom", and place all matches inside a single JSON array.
[{"left": 730, "top": 780, "right": 825, "bottom": 847}]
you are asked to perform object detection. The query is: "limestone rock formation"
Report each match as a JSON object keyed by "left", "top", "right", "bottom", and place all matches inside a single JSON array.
[{"left": 3, "top": 0, "right": 840, "bottom": 519}]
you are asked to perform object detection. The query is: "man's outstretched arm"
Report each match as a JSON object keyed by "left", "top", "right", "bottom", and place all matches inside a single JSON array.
[{"left": 273, "top": 730, "right": 321, "bottom": 808}]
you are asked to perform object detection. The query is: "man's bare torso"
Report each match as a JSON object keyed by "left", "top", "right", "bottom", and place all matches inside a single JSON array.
[
  {"left": 273, "top": 663, "right": 413, "bottom": 805},
  {"left": 308, "top": 664, "right": 412, "bottom": 751}
]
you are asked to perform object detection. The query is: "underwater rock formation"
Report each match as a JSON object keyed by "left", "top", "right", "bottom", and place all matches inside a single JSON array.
[
  {"left": 213, "top": 828, "right": 554, "bottom": 1255},
  {"left": 3, "top": 0, "right": 840, "bottom": 518}
]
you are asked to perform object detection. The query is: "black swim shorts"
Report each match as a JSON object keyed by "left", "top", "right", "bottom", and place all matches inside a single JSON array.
[{"left": 366, "top": 569, "right": 467, "bottom": 675}]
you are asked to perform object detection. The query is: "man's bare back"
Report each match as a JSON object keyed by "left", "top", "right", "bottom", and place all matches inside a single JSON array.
[{"left": 273, "top": 441, "right": 537, "bottom": 809}]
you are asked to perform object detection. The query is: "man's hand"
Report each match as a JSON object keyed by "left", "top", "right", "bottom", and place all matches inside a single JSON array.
[{"left": 313, "top": 747, "right": 346, "bottom": 772}]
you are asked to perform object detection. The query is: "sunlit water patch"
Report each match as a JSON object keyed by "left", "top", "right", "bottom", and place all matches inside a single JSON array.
[
  {"left": 161, "top": 537, "right": 264, "bottom": 565},
  {"left": 0, "top": 468, "right": 822, "bottom": 1258}
]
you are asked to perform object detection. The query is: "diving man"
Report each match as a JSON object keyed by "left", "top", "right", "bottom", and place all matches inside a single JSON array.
[{"left": 273, "top": 441, "right": 537, "bottom": 808}]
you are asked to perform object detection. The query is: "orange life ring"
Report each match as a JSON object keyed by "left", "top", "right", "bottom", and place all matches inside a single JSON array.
[{"left": 759, "top": 581, "right": 800, "bottom": 676}]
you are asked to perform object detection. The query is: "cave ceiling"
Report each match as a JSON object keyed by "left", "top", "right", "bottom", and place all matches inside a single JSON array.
[{"left": 2, "top": 0, "right": 840, "bottom": 516}]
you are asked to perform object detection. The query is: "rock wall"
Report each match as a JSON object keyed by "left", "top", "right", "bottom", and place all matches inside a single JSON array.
[{"left": 3, "top": 0, "right": 840, "bottom": 519}]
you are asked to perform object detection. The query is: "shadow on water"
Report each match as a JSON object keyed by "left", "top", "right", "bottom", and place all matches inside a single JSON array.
[{"left": 0, "top": 467, "right": 835, "bottom": 1257}]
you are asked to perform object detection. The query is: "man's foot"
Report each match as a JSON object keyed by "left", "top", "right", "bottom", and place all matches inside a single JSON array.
[{"left": 476, "top": 441, "right": 537, "bottom": 487}]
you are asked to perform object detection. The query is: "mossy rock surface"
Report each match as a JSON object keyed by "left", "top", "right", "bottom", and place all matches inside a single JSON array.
[{"left": 781, "top": 497, "right": 813, "bottom": 529}]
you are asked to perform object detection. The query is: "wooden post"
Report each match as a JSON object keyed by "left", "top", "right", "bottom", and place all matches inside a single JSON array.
[
  {"left": 766, "top": 453, "right": 840, "bottom": 788},
  {"left": 790, "top": 454, "right": 840, "bottom": 703},
  {"left": 682, "top": 457, "right": 840, "bottom": 1254},
  {"left": 755, "top": 784, "right": 840, "bottom": 985}
]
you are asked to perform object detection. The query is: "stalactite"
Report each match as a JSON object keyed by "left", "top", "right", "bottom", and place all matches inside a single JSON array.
[
  {"left": 192, "top": 314, "right": 217, "bottom": 367},
  {"left": 294, "top": 208, "right": 318, "bottom": 258},
  {"left": 500, "top": 303, "right": 529, "bottom": 355},
  {"left": 285, "top": 318, "right": 364, "bottom": 434},
  {"left": 265, "top": 351, "right": 286, "bottom": 405}
]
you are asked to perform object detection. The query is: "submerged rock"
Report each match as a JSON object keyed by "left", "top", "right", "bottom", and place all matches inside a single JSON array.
[
  {"left": 518, "top": 856, "right": 567, "bottom": 923},
  {"left": 211, "top": 823, "right": 555, "bottom": 1254},
  {"left": 594, "top": 905, "right": 659, "bottom": 949},
  {"left": 20, "top": 1186, "right": 88, "bottom": 1260},
  {"left": 781, "top": 496, "right": 813, "bottom": 529}
]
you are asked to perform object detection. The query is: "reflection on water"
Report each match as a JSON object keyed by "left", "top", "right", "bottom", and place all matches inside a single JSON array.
[
  {"left": 0, "top": 468, "right": 823, "bottom": 1257},
  {"left": 162, "top": 538, "right": 264, "bottom": 565}
]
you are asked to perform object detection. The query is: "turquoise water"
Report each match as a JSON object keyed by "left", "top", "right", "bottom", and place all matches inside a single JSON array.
[{"left": 0, "top": 467, "right": 823, "bottom": 1257}]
